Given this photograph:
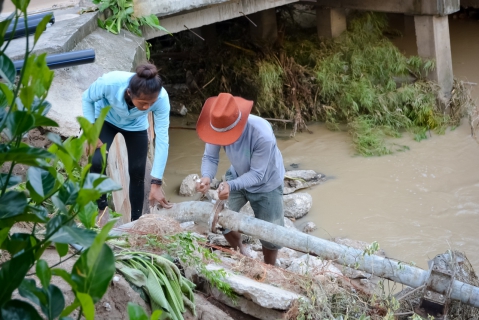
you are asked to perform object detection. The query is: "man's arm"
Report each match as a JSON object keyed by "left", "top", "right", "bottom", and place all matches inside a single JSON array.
[
  {"left": 201, "top": 143, "right": 221, "bottom": 180},
  {"left": 227, "top": 138, "right": 273, "bottom": 191},
  {"left": 151, "top": 90, "right": 170, "bottom": 179}
]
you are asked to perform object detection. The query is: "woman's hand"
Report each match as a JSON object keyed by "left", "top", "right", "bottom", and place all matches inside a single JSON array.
[
  {"left": 84, "top": 139, "right": 103, "bottom": 156},
  {"left": 149, "top": 184, "right": 173, "bottom": 209}
]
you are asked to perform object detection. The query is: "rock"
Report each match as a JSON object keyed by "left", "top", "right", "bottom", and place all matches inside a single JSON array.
[
  {"left": 283, "top": 170, "right": 326, "bottom": 195},
  {"left": 302, "top": 222, "right": 317, "bottom": 233},
  {"left": 208, "top": 233, "right": 230, "bottom": 246},
  {"left": 206, "top": 265, "right": 306, "bottom": 310},
  {"left": 206, "top": 189, "right": 219, "bottom": 201},
  {"left": 283, "top": 217, "right": 296, "bottom": 230},
  {"left": 170, "top": 101, "right": 188, "bottom": 116},
  {"left": 286, "top": 254, "right": 343, "bottom": 278},
  {"left": 180, "top": 221, "right": 195, "bottom": 230},
  {"left": 183, "top": 293, "right": 235, "bottom": 320},
  {"left": 277, "top": 247, "right": 303, "bottom": 268},
  {"left": 238, "top": 195, "right": 312, "bottom": 219},
  {"left": 283, "top": 193, "right": 312, "bottom": 219},
  {"left": 179, "top": 173, "right": 200, "bottom": 196}
]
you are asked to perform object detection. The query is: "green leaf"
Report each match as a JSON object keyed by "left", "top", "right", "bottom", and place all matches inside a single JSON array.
[
  {"left": 0, "top": 191, "right": 28, "bottom": 219},
  {"left": 0, "top": 13, "right": 14, "bottom": 47},
  {"left": 19, "top": 278, "right": 47, "bottom": 307},
  {"left": 77, "top": 292, "right": 95, "bottom": 320},
  {"left": 11, "top": 0, "right": 29, "bottom": 12},
  {"left": 150, "top": 310, "right": 162, "bottom": 320},
  {"left": 71, "top": 243, "right": 115, "bottom": 302},
  {"left": 60, "top": 299, "right": 80, "bottom": 318},
  {"left": 0, "top": 83, "right": 13, "bottom": 106},
  {"left": 52, "top": 269, "right": 77, "bottom": 290},
  {"left": 0, "top": 173, "right": 22, "bottom": 190},
  {"left": 34, "top": 14, "right": 53, "bottom": 45},
  {"left": 27, "top": 167, "right": 56, "bottom": 203},
  {"left": 55, "top": 242, "right": 69, "bottom": 257},
  {"left": 48, "top": 225, "right": 97, "bottom": 248},
  {"left": 1, "top": 299, "right": 43, "bottom": 320},
  {"left": 127, "top": 302, "right": 149, "bottom": 320},
  {"left": 19, "top": 86, "right": 35, "bottom": 112},
  {"left": 33, "top": 114, "right": 58, "bottom": 127},
  {"left": 77, "top": 107, "right": 110, "bottom": 145},
  {"left": 57, "top": 180, "right": 79, "bottom": 205},
  {"left": 0, "top": 250, "right": 35, "bottom": 303},
  {"left": 78, "top": 201, "right": 98, "bottom": 229},
  {"left": 44, "top": 284, "right": 65, "bottom": 320},
  {"left": 0, "top": 228, "right": 9, "bottom": 247},
  {"left": 36, "top": 259, "right": 51, "bottom": 289},
  {"left": 7, "top": 110, "right": 35, "bottom": 136},
  {"left": 0, "top": 53, "right": 16, "bottom": 84},
  {"left": 0, "top": 146, "right": 53, "bottom": 166}
]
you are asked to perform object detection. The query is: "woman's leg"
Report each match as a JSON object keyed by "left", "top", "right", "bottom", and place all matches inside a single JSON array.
[
  {"left": 91, "top": 121, "right": 118, "bottom": 211},
  {"left": 122, "top": 129, "right": 148, "bottom": 221}
]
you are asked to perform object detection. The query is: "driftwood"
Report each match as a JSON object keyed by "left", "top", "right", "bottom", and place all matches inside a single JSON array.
[
  {"left": 111, "top": 202, "right": 479, "bottom": 309},
  {"left": 107, "top": 133, "right": 131, "bottom": 224}
]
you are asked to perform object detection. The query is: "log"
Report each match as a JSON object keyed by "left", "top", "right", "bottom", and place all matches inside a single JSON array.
[
  {"left": 111, "top": 202, "right": 479, "bottom": 309},
  {"left": 107, "top": 133, "right": 131, "bottom": 224}
]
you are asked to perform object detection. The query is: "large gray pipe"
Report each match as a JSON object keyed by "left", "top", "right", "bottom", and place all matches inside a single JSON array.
[{"left": 112, "top": 201, "right": 479, "bottom": 309}]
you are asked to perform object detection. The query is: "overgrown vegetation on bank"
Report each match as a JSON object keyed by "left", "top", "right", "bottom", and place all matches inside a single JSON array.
[{"left": 151, "top": 11, "right": 474, "bottom": 156}]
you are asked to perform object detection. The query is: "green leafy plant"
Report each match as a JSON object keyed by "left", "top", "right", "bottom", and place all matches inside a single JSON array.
[
  {"left": 0, "top": 1, "right": 149, "bottom": 319},
  {"left": 116, "top": 251, "right": 195, "bottom": 320},
  {"left": 127, "top": 302, "right": 162, "bottom": 320},
  {"left": 147, "top": 232, "right": 236, "bottom": 300},
  {"left": 92, "top": 0, "right": 168, "bottom": 37}
]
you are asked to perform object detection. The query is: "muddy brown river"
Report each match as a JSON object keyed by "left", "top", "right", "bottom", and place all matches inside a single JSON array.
[{"left": 162, "top": 17, "right": 479, "bottom": 271}]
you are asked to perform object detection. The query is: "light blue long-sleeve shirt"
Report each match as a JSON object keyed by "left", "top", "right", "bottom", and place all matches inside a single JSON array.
[
  {"left": 201, "top": 115, "right": 285, "bottom": 193},
  {"left": 82, "top": 71, "right": 170, "bottom": 179}
]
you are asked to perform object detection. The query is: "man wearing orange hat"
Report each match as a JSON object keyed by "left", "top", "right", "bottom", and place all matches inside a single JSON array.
[{"left": 195, "top": 93, "right": 285, "bottom": 265}]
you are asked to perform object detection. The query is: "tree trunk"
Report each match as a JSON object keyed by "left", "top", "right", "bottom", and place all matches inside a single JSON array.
[{"left": 111, "top": 201, "right": 479, "bottom": 309}]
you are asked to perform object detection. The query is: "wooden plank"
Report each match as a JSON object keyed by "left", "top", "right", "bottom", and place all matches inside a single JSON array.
[{"left": 107, "top": 133, "right": 131, "bottom": 224}]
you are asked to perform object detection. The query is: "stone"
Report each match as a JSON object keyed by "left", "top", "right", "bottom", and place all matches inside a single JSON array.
[
  {"left": 206, "top": 265, "right": 305, "bottom": 310},
  {"left": 206, "top": 189, "right": 218, "bottom": 201},
  {"left": 283, "top": 170, "right": 326, "bottom": 195},
  {"left": 184, "top": 293, "right": 235, "bottom": 320},
  {"left": 283, "top": 193, "right": 312, "bottom": 219},
  {"left": 283, "top": 217, "right": 296, "bottom": 230},
  {"left": 286, "top": 254, "right": 343, "bottom": 278},
  {"left": 180, "top": 221, "right": 195, "bottom": 230},
  {"left": 303, "top": 221, "right": 317, "bottom": 233},
  {"left": 207, "top": 233, "right": 229, "bottom": 246},
  {"left": 179, "top": 173, "right": 200, "bottom": 196}
]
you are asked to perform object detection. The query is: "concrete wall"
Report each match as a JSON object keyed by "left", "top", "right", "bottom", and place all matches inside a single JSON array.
[
  {"left": 316, "top": 0, "right": 460, "bottom": 15},
  {"left": 141, "top": 0, "right": 299, "bottom": 40}
]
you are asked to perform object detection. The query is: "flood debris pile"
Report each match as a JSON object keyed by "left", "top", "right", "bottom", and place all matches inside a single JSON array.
[{"left": 150, "top": 10, "right": 475, "bottom": 156}]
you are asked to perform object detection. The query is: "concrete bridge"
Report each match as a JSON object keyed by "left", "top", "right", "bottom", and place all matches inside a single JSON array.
[{"left": 1, "top": 0, "right": 472, "bottom": 136}]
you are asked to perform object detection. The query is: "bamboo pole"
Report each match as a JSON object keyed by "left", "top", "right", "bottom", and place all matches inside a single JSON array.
[{"left": 112, "top": 201, "right": 479, "bottom": 309}]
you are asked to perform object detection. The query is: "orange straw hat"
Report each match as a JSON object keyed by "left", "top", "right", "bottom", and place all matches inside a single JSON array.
[{"left": 196, "top": 93, "right": 253, "bottom": 145}]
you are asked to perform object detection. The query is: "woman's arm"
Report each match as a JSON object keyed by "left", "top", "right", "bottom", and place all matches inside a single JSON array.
[
  {"left": 81, "top": 77, "right": 107, "bottom": 123},
  {"left": 151, "top": 89, "right": 170, "bottom": 179}
]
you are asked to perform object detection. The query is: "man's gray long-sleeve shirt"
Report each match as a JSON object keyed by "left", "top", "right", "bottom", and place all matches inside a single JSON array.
[{"left": 201, "top": 115, "right": 285, "bottom": 193}]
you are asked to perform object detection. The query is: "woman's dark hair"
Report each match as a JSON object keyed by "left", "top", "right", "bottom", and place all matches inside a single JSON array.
[{"left": 129, "top": 63, "right": 162, "bottom": 97}]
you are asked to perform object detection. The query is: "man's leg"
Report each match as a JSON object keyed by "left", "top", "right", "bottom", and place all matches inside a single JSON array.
[{"left": 248, "top": 185, "right": 284, "bottom": 265}]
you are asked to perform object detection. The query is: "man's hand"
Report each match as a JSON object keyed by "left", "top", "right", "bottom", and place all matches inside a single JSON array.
[
  {"left": 149, "top": 184, "right": 173, "bottom": 209},
  {"left": 195, "top": 177, "right": 211, "bottom": 193},
  {"left": 84, "top": 139, "right": 103, "bottom": 156},
  {"left": 218, "top": 182, "right": 230, "bottom": 200}
]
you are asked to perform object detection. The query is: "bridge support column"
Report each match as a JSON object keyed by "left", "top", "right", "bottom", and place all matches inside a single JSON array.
[
  {"left": 249, "top": 9, "right": 278, "bottom": 43},
  {"left": 316, "top": 7, "right": 347, "bottom": 38},
  {"left": 414, "top": 15, "right": 453, "bottom": 102}
]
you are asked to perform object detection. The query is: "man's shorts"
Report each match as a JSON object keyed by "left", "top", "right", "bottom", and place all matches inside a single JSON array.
[{"left": 223, "top": 169, "right": 284, "bottom": 250}]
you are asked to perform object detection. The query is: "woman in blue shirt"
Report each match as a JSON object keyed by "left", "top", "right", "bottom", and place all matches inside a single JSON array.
[{"left": 82, "top": 63, "right": 172, "bottom": 223}]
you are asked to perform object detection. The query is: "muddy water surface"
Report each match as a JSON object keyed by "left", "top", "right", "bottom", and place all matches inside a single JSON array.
[{"left": 164, "top": 18, "right": 479, "bottom": 270}]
